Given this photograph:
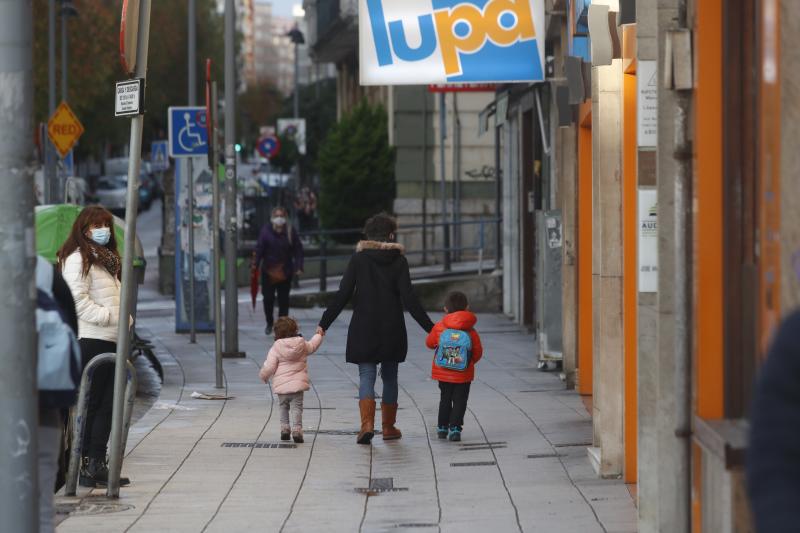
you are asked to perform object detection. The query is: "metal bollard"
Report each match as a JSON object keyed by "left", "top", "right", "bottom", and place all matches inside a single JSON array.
[
  {"left": 478, "top": 220, "right": 485, "bottom": 275},
  {"left": 65, "top": 354, "right": 137, "bottom": 496},
  {"left": 319, "top": 238, "right": 327, "bottom": 293}
]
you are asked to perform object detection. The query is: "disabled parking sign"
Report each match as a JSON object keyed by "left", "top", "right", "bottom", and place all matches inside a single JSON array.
[{"left": 168, "top": 106, "right": 209, "bottom": 157}]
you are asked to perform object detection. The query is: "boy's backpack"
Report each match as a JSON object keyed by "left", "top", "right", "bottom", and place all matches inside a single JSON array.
[
  {"left": 36, "top": 257, "right": 82, "bottom": 409},
  {"left": 434, "top": 328, "right": 472, "bottom": 372}
]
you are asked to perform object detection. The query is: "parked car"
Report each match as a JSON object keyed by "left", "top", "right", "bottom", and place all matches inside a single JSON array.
[
  {"left": 95, "top": 175, "right": 152, "bottom": 215},
  {"left": 95, "top": 175, "right": 127, "bottom": 214}
]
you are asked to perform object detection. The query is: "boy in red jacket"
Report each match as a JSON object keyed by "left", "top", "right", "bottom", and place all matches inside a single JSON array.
[{"left": 426, "top": 291, "right": 483, "bottom": 441}]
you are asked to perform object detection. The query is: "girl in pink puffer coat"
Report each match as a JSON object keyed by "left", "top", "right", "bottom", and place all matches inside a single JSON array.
[{"left": 260, "top": 316, "right": 323, "bottom": 443}]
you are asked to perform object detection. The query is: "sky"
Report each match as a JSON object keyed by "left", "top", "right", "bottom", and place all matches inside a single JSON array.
[{"left": 257, "top": 0, "right": 301, "bottom": 18}]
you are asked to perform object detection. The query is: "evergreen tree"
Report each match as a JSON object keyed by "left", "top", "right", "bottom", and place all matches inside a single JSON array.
[{"left": 318, "top": 102, "right": 396, "bottom": 236}]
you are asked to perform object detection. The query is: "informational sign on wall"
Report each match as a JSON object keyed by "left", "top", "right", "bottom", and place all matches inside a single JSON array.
[
  {"left": 637, "top": 60, "right": 658, "bottom": 147},
  {"left": 638, "top": 188, "right": 658, "bottom": 293},
  {"left": 359, "top": 0, "right": 546, "bottom": 85},
  {"left": 175, "top": 157, "right": 215, "bottom": 332}
]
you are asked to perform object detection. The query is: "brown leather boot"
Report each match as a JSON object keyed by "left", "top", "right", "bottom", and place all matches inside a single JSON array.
[
  {"left": 381, "top": 403, "right": 402, "bottom": 440},
  {"left": 357, "top": 398, "right": 376, "bottom": 445}
]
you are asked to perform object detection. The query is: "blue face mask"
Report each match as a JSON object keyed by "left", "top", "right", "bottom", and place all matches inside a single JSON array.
[{"left": 90, "top": 227, "right": 111, "bottom": 246}]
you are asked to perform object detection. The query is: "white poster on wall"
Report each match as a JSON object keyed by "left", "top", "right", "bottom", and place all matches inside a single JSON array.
[
  {"left": 637, "top": 60, "right": 658, "bottom": 147},
  {"left": 638, "top": 188, "right": 658, "bottom": 293}
]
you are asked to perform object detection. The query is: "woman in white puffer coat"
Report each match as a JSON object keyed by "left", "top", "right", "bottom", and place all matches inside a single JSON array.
[{"left": 58, "top": 205, "right": 130, "bottom": 488}]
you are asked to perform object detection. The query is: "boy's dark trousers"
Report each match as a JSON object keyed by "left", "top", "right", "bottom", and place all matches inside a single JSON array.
[{"left": 438, "top": 381, "right": 471, "bottom": 428}]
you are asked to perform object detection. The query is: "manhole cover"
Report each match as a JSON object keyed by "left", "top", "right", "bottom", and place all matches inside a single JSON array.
[
  {"left": 450, "top": 461, "right": 496, "bottom": 467},
  {"left": 221, "top": 442, "right": 297, "bottom": 449},
  {"left": 57, "top": 501, "right": 134, "bottom": 516}
]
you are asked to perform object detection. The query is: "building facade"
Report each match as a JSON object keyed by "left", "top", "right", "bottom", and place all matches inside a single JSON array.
[
  {"left": 303, "top": 0, "right": 499, "bottom": 265},
  {"left": 488, "top": 0, "right": 800, "bottom": 531}
]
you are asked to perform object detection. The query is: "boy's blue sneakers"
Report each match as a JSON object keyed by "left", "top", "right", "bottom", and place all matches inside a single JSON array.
[
  {"left": 437, "top": 426, "right": 449, "bottom": 439},
  {"left": 448, "top": 426, "right": 462, "bottom": 442}
]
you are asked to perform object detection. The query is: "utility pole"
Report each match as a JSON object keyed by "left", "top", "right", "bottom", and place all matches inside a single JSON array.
[
  {"left": 0, "top": 1, "right": 38, "bottom": 530},
  {"left": 223, "top": 0, "right": 243, "bottom": 357},
  {"left": 187, "top": 0, "right": 197, "bottom": 343},
  {"left": 211, "top": 79, "right": 224, "bottom": 386},
  {"left": 46, "top": 0, "right": 56, "bottom": 204},
  {"left": 60, "top": 2, "right": 68, "bottom": 102},
  {"left": 439, "top": 93, "right": 451, "bottom": 271},
  {"left": 107, "top": 0, "right": 152, "bottom": 497}
]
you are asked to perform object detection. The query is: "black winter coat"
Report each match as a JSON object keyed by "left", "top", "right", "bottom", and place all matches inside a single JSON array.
[
  {"left": 319, "top": 241, "right": 434, "bottom": 364},
  {"left": 747, "top": 310, "right": 800, "bottom": 532}
]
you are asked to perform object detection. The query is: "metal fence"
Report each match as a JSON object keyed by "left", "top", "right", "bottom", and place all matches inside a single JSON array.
[{"left": 298, "top": 218, "right": 501, "bottom": 292}]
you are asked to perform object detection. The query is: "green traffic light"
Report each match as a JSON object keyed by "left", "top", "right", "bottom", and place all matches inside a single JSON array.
[{"left": 235, "top": 143, "right": 242, "bottom": 152}]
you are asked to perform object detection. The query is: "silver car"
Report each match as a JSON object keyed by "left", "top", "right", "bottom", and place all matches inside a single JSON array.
[{"left": 95, "top": 175, "right": 128, "bottom": 213}]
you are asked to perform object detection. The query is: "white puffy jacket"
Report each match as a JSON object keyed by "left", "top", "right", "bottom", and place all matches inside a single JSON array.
[{"left": 61, "top": 251, "right": 121, "bottom": 342}]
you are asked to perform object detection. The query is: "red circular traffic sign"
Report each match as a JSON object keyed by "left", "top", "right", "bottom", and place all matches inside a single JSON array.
[{"left": 257, "top": 135, "right": 281, "bottom": 159}]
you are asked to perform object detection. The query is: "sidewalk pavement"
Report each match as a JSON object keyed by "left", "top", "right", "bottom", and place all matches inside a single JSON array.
[{"left": 56, "top": 295, "right": 637, "bottom": 533}]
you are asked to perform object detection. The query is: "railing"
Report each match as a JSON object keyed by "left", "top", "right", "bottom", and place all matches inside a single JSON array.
[
  {"left": 298, "top": 218, "right": 501, "bottom": 293},
  {"left": 64, "top": 354, "right": 137, "bottom": 496}
]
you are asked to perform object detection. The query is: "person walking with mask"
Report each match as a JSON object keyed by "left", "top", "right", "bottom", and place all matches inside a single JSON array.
[
  {"left": 253, "top": 206, "right": 304, "bottom": 335},
  {"left": 317, "top": 213, "right": 434, "bottom": 445},
  {"left": 57, "top": 206, "right": 130, "bottom": 488}
]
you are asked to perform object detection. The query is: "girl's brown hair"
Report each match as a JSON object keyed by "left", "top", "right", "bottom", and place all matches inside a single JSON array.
[
  {"left": 56, "top": 205, "right": 120, "bottom": 278},
  {"left": 274, "top": 316, "right": 299, "bottom": 340}
]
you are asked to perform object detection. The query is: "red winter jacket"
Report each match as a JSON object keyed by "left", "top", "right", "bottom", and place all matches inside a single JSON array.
[{"left": 426, "top": 311, "right": 483, "bottom": 384}]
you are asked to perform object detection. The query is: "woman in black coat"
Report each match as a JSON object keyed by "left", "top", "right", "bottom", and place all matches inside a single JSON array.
[{"left": 318, "top": 213, "right": 434, "bottom": 444}]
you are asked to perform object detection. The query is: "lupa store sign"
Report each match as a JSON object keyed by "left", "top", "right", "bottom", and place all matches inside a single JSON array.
[{"left": 359, "top": 0, "right": 546, "bottom": 85}]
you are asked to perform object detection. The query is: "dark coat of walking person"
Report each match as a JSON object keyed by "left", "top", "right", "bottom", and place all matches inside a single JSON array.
[
  {"left": 747, "top": 310, "right": 800, "bottom": 532},
  {"left": 57, "top": 205, "right": 130, "bottom": 488},
  {"left": 318, "top": 213, "right": 434, "bottom": 445},
  {"left": 36, "top": 256, "right": 79, "bottom": 532},
  {"left": 253, "top": 206, "right": 304, "bottom": 335}
]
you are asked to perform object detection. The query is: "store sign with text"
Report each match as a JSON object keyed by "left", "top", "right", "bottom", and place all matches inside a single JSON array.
[{"left": 360, "top": 0, "right": 545, "bottom": 85}]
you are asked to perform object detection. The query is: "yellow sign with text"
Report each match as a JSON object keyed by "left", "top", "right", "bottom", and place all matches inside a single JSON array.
[{"left": 47, "top": 102, "right": 84, "bottom": 158}]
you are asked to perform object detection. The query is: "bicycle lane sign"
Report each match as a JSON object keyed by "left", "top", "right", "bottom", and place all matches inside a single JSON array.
[{"left": 168, "top": 106, "right": 209, "bottom": 157}]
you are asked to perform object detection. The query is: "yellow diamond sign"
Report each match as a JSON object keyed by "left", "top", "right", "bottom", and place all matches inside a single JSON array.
[{"left": 47, "top": 102, "right": 84, "bottom": 158}]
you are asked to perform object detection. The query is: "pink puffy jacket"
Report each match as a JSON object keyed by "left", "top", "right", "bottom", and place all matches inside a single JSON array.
[{"left": 259, "top": 334, "right": 323, "bottom": 394}]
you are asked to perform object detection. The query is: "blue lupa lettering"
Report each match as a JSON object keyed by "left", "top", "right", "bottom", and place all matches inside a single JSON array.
[
  {"left": 367, "top": 0, "right": 438, "bottom": 65},
  {"left": 389, "top": 16, "right": 437, "bottom": 61}
]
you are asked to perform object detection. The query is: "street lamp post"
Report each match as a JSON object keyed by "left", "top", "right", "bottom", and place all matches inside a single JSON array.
[
  {"left": 287, "top": 25, "right": 304, "bottom": 194},
  {"left": 58, "top": 0, "right": 78, "bottom": 204}
]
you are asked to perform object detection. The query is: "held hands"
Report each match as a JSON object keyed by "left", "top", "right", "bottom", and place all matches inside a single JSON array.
[{"left": 316, "top": 326, "right": 326, "bottom": 337}]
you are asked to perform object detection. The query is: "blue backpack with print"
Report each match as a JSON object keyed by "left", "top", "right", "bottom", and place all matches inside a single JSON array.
[
  {"left": 434, "top": 329, "right": 472, "bottom": 372},
  {"left": 36, "top": 257, "right": 82, "bottom": 408}
]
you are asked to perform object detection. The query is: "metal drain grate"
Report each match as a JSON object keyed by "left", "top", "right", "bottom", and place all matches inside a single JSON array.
[
  {"left": 461, "top": 441, "right": 506, "bottom": 447},
  {"left": 553, "top": 442, "right": 592, "bottom": 448},
  {"left": 527, "top": 453, "right": 562, "bottom": 459},
  {"left": 395, "top": 524, "right": 439, "bottom": 529},
  {"left": 459, "top": 444, "right": 507, "bottom": 452},
  {"left": 450, "top": 461, "right": 497, "bottom": 467},
  {"left": 355, "top": 477, "right": 408, "bottom": 494},
  {"left": 56, "top": 501, "right": 135, "bottom": 516},
  {"left": 304, "top": 407, "right": 336, "bottom": 410},
  {"left": 221, "top": 442, "right": 297, "bottom": 449},
  {"left": 308, "top": 429, "right": 381, "bottom": 436}
]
